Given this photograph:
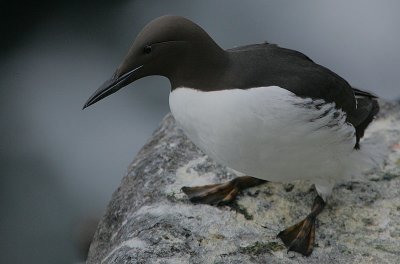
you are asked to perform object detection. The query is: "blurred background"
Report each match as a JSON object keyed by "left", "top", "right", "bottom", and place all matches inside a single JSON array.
[{"left": 1, "top": 0, "right": 399, "bottom": 263}]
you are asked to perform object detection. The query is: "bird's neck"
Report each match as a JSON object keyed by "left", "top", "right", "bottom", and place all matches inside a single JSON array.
[{"left": 169, "top": 44, "right": 231, "bottom": 91}]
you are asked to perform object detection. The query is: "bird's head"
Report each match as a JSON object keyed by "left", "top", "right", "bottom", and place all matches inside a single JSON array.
[{"left": 83, "top": 15, "right": 224, "bottom": 109}]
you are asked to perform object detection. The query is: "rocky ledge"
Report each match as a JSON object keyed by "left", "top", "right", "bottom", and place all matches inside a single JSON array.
[{"left": 87, "top": 101, "right": 400, "bottom": 264}]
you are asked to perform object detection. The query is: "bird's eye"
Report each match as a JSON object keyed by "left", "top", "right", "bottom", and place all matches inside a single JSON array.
[{"left": 144, "top": 45, "right": 152, "bottom": 54}]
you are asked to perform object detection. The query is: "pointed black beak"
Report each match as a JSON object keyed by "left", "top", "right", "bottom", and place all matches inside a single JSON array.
[{"left": 83, "top": 65, "right": 143, "bottom": 109}]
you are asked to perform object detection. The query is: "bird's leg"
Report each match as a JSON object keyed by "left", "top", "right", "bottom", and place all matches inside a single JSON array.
[
  {"left": 277, "top": 195, "right": 325, "bottom": 256},
  {"left": 182, "top": 176, "right": 267, "bottom": 205}
]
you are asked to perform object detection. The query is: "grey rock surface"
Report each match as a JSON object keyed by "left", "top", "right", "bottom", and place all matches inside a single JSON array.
[{"left": 87, "top": 101, "right": 400, "bottom": 264}]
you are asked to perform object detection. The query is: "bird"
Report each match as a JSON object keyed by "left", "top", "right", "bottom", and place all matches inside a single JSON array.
[{"left": 83, "top": 15, "right": 379, "bottom": 256}]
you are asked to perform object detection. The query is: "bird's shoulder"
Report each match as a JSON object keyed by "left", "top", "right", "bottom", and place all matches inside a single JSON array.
[{"left": 227, "top": 42, "right": 314, "bottom": 62}]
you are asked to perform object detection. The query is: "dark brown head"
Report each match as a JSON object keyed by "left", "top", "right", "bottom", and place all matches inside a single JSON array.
[{"left": 83, "top": 15, "right": 226, "bottom": 109}]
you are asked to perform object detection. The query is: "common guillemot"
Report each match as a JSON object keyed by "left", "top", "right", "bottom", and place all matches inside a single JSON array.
[{"left": 83, "top": 15, "right": 379, "bottom": 256}]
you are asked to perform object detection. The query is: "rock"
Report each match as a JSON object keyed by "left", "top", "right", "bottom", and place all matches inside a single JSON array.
[{"left": 87, "top": 101, "right": 400, "bottom": 264}]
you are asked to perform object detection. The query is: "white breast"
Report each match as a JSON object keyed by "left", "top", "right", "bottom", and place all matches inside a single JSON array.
[{"left": 169, "top": 86, "right": 357, "bottom": 192}]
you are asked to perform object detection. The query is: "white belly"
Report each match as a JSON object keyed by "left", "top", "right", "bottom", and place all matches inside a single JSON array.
[{"left": 169, "top": 86, "right": 356, "bottom": 184}]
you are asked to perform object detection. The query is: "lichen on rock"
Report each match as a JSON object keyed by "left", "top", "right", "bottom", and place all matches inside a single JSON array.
[{"left": 87, "top": 101, "right": 400, "bottom": 264}]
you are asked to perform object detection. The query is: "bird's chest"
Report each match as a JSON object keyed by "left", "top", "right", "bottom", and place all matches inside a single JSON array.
[{"left": 169, "top": 86, "right": 355, "bottom": 180}]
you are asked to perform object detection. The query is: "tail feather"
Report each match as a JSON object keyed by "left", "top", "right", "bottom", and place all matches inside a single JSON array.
[{"left": 351, "top": 87, "right": 380, "bottom": 149}]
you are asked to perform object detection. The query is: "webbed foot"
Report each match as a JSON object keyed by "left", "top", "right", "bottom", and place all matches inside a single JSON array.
[
  {"left": 277, "top": 196, "right": 325, "bottom": 256},
  {"left": 182, "top": 176, "right": 266, "bottom": 205}
]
